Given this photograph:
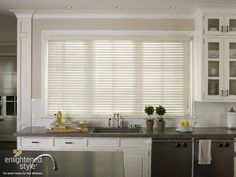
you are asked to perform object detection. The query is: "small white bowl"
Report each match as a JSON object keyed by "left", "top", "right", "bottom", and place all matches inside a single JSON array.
[
  {"left": 209, "top": 28, "right": 217, "bottom": 31},
  {"left": 176, "top": 125, "right": 193, "bottom": 132}
]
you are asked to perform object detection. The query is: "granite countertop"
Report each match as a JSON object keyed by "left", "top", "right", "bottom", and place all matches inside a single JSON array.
[
  {"left": 16, "top": 126, "right": 236, "bottom": 139},
  {"left": 0, "top": 119, "right": 16, "bottom": 141}
]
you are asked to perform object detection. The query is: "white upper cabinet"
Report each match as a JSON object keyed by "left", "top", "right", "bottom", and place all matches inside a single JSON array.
[
  {"left": 204, "top": 14, "right": 236, "bottom": 35},
  {"left": 224, "top": 39, "right": 236, "bottom": 100},
  {"left": 203, "top": 37, "right": 236, "bottom": 101},
  {"left": 204, "top": 38, "right": 224, "bottom": 100},
  {"left": 225, "top": 15, "right": 236, "bottom": 35},
  {"left": 204, "top": 15, "right": 224, "bottom": 35},
  {"left": 194, "top": 10, "right": 236, "bottom": 102}
]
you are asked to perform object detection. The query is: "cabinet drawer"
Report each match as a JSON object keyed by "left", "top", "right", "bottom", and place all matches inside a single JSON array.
[
  {"left": 54, "top": 138, "right": 86, "bottom": 150},
  {"left": 120, "top": 138, "right": 151, "bottom": 148},
  {"left": 87, "top": 138, "right": 118, "bottom": 149},
  {"left": 20, "top": 137, "right": 53, "bottom": 150}
]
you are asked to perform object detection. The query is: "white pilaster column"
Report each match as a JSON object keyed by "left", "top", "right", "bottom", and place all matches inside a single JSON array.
[{"left": 12, "top": 11, "right": 34, "bottom": 130}]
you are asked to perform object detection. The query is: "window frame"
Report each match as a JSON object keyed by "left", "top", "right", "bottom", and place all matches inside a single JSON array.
[
  {"left": 41, "top": 30, "right": 193, "bottom": 118},
  {"left": 0, "top": 96, "right": 17, "bottom": 119}
]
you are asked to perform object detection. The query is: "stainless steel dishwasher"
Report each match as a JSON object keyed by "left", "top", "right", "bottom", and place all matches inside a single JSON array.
[
  {"left": 194, "top": 138, "right": 234, "bottom": 177},
  {"left": 152, "top": 139, "right": 193, "bottom": 177}
]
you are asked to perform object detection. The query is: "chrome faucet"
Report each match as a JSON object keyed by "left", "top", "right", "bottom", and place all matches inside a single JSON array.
[
  {"left": 29, "top": 154, "right": 57, "bottom": 177},
  {"left": 113, "top": 113, "right": 121, "bottom": 128}
]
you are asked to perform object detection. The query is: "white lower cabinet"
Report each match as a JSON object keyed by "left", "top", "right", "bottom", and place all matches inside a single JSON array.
[
  {"left": 17, "top": 137, "right": 151, "bottom": 177},
  {"left": 122, "top": 148, "right": 149, "bottom": 177},
  {"left": 87, "top": 138, "right": 118, "bottom": 150},
  {"left": 54, "top": 137, "right": 86, "bottom": 151},
  {"left": 18, "top": 137, "right": 53, "bottom": 151}
]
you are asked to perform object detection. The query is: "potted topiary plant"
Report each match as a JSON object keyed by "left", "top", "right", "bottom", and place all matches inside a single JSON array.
[
  {"left": 156, "top": 105, "right": 166, "bottom": 130},
  {"left": 144, "top": 105, "right": 155, "bottom": 130}
]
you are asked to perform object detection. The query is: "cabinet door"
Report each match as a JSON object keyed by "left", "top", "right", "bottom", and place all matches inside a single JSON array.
[
  {"left": 204, "top": 15, "right": 224, "bottom": 35},
  {"left": 204, "top": 38, "right": 224, "bottom": 100},
  {"left": 121, "top": 149, "right": 149, "bottom": 177},
  {"left": 224, "top": 39, "right": 236, "bottom": 100},
  {"left": 225, "top": 15, "right": 236, "bottom": 35}
]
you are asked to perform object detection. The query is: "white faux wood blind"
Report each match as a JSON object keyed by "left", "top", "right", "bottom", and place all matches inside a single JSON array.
[{"left": 47, "top": 39, "right": 190, "bottom": 116}]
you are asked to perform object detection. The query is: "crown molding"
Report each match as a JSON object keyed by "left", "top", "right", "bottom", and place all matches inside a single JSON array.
[
  {"left": 192, "top": 3, "right": 236, "bottom": 16},
  {"left": 33, "top": 10, "right": 193, "bottom": 19},
  {"left": 9, "top": 10, "right": 35, "bottom": 18}
]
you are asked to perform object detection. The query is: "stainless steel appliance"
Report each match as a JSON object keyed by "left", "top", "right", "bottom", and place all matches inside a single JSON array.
[
  {"left": 152, "top": 139, "right": 193, "bottom": 177},
  {"left": 0, "top": 151, "right": 125, "bottom": 177},
  {"left": 194, "top": 139, "right": 234, "bottom": 177}
]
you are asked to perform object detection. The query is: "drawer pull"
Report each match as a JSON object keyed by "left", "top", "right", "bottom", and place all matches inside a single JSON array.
[
  {"left": 31, "top": 141, "right": 40, "bottom": 144},
  {"left": 65, "top": 142, "right": 73, "bottom": 144}
]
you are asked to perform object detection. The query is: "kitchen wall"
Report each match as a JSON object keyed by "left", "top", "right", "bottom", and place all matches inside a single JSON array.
[
  {"left": 195, "top": 102, "right": 236, "bottom": 127},
  {"left": 31, "top": 17, "right": 235, "bottom": 127},
  {"left": 0, "top": 12, "right": 17, "bottom": 132},
  {"left": 32, "top": 18, "right": 194, "bottom": 98},
  {"left": 0, "top": 13, "right": 16, "bottom": 44}
]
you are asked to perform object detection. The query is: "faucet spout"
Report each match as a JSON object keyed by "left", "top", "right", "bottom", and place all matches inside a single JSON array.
[
  {"left": 113, "top": 113, "right": 121, "bottom": 128},
  {"left": 29, "top": 153, "right": 57, "bottom": 177}
]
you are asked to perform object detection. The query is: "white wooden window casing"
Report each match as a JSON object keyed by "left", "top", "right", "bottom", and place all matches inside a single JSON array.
[{"left": 46, "top": 38, "right": 190, "bottom": 117}]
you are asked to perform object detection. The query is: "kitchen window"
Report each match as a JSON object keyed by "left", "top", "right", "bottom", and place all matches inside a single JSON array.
[{"left": 43, "top": 35, "right": 191, "bottom": 117}]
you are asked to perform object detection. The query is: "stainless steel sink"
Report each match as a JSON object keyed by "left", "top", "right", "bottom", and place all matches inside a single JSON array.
[{"left": 93, "top": 127, "right": 142, "bottom": 134}]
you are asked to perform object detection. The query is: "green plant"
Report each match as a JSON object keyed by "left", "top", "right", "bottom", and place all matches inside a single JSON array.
[
  {"left": 144, "top": 105, "right": 154, "bottom": 121},
  {"left": 156, "top": 105, "right": 166, "bottom": 122}
]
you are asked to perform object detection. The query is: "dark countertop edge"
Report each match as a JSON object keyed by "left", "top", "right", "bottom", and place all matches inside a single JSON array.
[
  {"left": 16, "top": 127, "right": 236, "bottom": 139},
  {"left": 16, "top": 133, "right": 236, "bottom": 138}
]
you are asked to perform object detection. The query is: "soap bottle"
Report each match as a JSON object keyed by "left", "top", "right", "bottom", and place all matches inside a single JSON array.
[
  {"left": 56, "top": 111, "right": 62, "bottom": 124},
  {"left": 227, "top": 107, "right": 236, "bottom": 129}
]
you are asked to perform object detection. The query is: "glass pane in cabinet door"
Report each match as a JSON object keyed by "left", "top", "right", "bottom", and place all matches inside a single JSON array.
[
  {"left": 208, "top": 61, "right": 219, "bottom": 77},
  {"left": 208, "top": 80, "right": 219, "bottom": 95},
  {"left": 208, "top": 42, "right": 219, "bottom": 59},
  {"left": 230, "top": 61, "right": 236, "bottom": 77},
  {"left": 229, "top": 19, "right": 236, "bottom": 31},
  {"left": 208, "top": 19, "right": 220, "bottom": 32},
  {"left": 229, "top": 43, "right": 236, "bottom": 59},
  {"left": 230, "top": 80, "right": 236, "bottom": 95}
]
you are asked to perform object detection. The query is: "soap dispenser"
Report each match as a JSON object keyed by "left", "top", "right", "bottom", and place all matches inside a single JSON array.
[
  {"left": 227, "top": 107, "right": 236, "bottom": 129},
  {"left": 56, "top": 111, "right": 62, "bottom": 124}
]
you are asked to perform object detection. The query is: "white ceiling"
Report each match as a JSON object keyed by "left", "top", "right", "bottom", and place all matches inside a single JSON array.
[{"left": 0, "top": 0, "right": 236, "bottom": 12}]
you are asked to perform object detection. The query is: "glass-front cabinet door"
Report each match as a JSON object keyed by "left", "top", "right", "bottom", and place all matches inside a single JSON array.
[
  {"left": 204, "top": 38, "right": 224, "bottom": 100},
  {"left": 225, "top": 15, "right": 236, "bottom": 35},
  {"left": 225, "top": 39, "right": 236, "bottom": 100},
  {"left": 204, "top": 15, "right": 224, "bottom": 35}
]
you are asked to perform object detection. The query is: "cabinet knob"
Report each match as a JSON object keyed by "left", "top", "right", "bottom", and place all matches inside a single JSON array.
[
  {"left": 224, "top": 142, "right": 230, "bottom": 148},
  {"left": 182, "top": 143, "right": 187, "bottom": 148},
  {"left": 175, "top": 143, "right": 181, "bottom": 148},
  {"left": 218, "top": 143, "right": 224, "bottom": 148}
]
